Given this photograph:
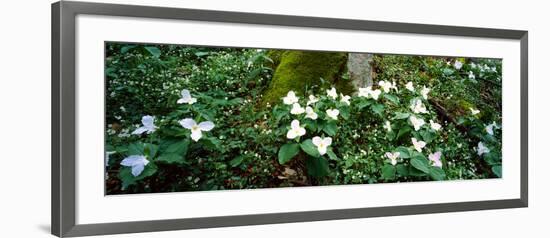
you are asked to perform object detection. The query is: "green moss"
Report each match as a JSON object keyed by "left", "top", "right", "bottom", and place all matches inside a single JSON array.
[{"left": 262, "top": 50, "right": 350, "bottom": 105}]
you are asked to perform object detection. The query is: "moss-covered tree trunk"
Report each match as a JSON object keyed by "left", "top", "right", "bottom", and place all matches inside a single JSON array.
[{"left": 262, "top": 50, "right": 352, "bottom": 105}]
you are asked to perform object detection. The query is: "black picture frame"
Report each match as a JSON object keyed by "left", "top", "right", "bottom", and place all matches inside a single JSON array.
[{"left": 52, "top": 1, "right": 528, "bottom": 237}]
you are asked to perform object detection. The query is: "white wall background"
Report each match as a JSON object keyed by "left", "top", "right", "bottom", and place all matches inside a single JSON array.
[{"left": 0, "top": 0, "right": 545, "bottom": 237}]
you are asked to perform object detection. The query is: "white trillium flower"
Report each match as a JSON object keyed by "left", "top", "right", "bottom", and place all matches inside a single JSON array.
[
  {"left": 286, "top": 119, "right": 306, "bottom": 139},
  {"left": 358, "top": 87, "right": 370, "bottom": 97},
  {"left": 327, "top": 87, "right": 338, "bottom": 100},
  {"left": 470, "top": 108, "right": 480, "bottom": 115},
  {"left": 485, "top": 122, "right": 499, "bottom": 135},
  {"left": 179, "top": 118, "right": 215, "bottom": 142},
  {"left": 421, "top": 86, "right": 430, "bottom": 100},
  {"left": 326, "top": 108, "right": 340, "bottom": 120},
  {"left": 305, "top": 106, "right": 318, "bottom": 120},
  {"left": 312, "top": 136, "right": 332, "bottom": 155},
  {"left": 290, "top": 103, "right": 305, "bottom": 115},
  {"left": 470, "top": 62, "right": 477, "bottom": 68},
  {"left": 340, "top": 94, "right": 351, "bottom": 105},
  {"left": 177, "top": 89, "right": 197, "bottom": 105},
  {"left": 120, "top": 155, "right": 149, "bottom": 177},
  {"left": 383, "top": 121, "right": 392, "bottom": 132},
  {"left": 411, "top": 138, "right": 427, "bottom": 152},
  {"left": 430, "top": 120, "right": 442, "bottom": 131},
  {"left": 405, "top": 81, "right": 415, "bottom": 92},
  {"left": 282, "top": 91, "right": 299, "bottom": 105},
  {"left": 307, "top": 95, "right": 319, "bottom": 105},
  {"left": 477, "top": 141, "right": 490, "bottom": 156},
  {"left": 454, "top": 61, "right": 463, "bottom": 70},
  {"left": 132, "top": 115, "right": 157, "bottom": 135},
  {"left": 409, "top": 115, "right": 425, "bottom": 131},
  {"left": 410, "top": 99, "right": 428, "bottom": 114},
  {"left": 468, "top": 71, "right": 476, "bottom": 80},
  {"left": 385, "top": 152, "right": 400, "bottom": 166},
  {"left": 369, "top": 89, "right": 382, "bottom": 100},
  {"left": 378, "top": 80, "right": 396, "bottom": 93},
  {"left": 428, "top": 151, "right": 443, "bottom": 168}
]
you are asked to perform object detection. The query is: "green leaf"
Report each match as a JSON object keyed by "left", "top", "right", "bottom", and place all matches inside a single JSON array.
[
  {"left": 162, "top": 139, "right": 190, "bottom": 155},
  {"left": 229, "top": 155, "right": 246, "bottom": 167},
  {"left": 340, "top": 106, "right": 350, "bottom": 120},
  {"left": 118, "top": 162, "right": 158, "bottom": 189},
  {"left": 323, "top": 121, "right": 337, "bottom": 136},
  {"left": 492, "top": 165, "right": 502, "bottom": 178},
  {"left": 408, "top": 166, "right": 426, "bottom": 177},
  {"left": 202, "top": 137, "right": 222, "bottom": 151},
  {"left": 382, "top": 164, "right": 396, "bottom": 180},
  {"left": 420, "top": 130, "right": 435, "bottom": 143},
  {"left": 194, "top": 51, "right": 209, "bottom": 57},
  {"left": 429, "top": 167, "right": 446, "bottom": 181},
  {"left": 327, "top": 148, "right": 338, "bottom": 160},
  {"left": 396, "top": 164, "right": 409, "bottom": 176},
  {"left": 120, "top": 45, "right": 136, "bottom": 54},
  {"left": 306, "top": 157, "right": 329, "bottom": 177},
  {"left": 356, "top": 99, "right": 373, "bottom": 110},
  {"left": 396, "top": 127, "right": 412, "bottom": 140},
  {"left": 156, "top": 153, "right": 186, "bottom": 164},
  {"left": 144, "top": 143, "right": 159, "bottom": 159},
  {"left": 144, "top": 46, "right": 161, "bottom": 58},
  {"left": 300, "top": 139, "right": 321, "bottom": 158},
  {"left": 127, "top": 142, "right": 144, "bottom": 155},
  {"left": 383, "top": 94, "right": 400, "bottom": 104},
  {"left": 392, "top": 112, "right": 410, "bottom": 120},
  {"left": 410, "top": 155, "right": 430, "bottom": 174},
  {"left": 395, "top": 146, "right": 411, "bottom": 158},
  {"left": 371, "top": 103, "right": 385, "bottom": 116},
  {"left": 278, "top": 143, "right": 300, "bottom": 164}
]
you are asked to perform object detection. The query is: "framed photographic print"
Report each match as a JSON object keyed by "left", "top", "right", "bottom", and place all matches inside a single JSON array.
[{"left": 52, "top": 1, "right": 528, "bottom": 237}]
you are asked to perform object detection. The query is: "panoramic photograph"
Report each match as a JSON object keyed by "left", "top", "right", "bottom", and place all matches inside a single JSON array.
[{"left": 104, "top": 42, "right": 502, "bottom": 195}]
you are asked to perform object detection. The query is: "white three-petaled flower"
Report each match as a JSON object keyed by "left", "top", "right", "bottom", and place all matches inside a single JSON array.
[
  {"left": 307, "top": 95, "right": 319, "bottom": 105},
  {"left": 282, "top": 91, "right": 299, "bottom": 105},
  {"left": 120, "top": 155, "right": 149, "bottom": 177},
  {"left": 286, "top": 119, "right": 306, "bottom": 139},
  {"left": 421, "top": 86, "right": 430, "bottom": 100},
  {"left": 326, "top": 109, "right": 339, "bottom": 120},
  {"left": 385, "top": 152, "right": 400, "bottom": 165},
  {"left": 358, "top": 86, "right": 381, "bottom": 100},
  {"left": 290, "top": 103, "right": 305, "bottom": 115},
  {"left": 132, "top": 115, "right": 157, "bottom": 135},
  {"left": 312, "top": 136, "right": 332, "bottom": 155},
  {"left": 454, "top": 61, "right": 463, "bottom": 70},
  {"left": 411, "top": 138, "right": 427, "bottom": 152},
  {"left": 429, "top": 151, "right": 443, "bottom": 168},
  {"left": 327, "top": 87, "right": 338, "bottom": 100},
  {"left": 340, "top": 94, "right": 351, "bottom": 105},
  {"left": 378, "top": 80, "right": 396, "bottom": 93},
  {"left": 470, "top": 108, "right": 480, "bottom": 115},
  {"left": 409, "top": 115, "right": 425, "bottom": 131},
  {"left": 405, "top": 82, "right": 415, "bottom": 92},
  {"left": 177, "top": 89, "right": 197, "bottom": 105},
  {"left": 477, "top": 142, "right": 490, "bottom": 156},
  {"left": 383, "top": 121, "right": 392, "bottom": 132},
  {"left": 430, "top": 120, "right": 442, "bottom": 131},
  {"left": 485, "top": 122, "right": 499, "bottom": 135},
  {"left": 305, "top": 106, "right": 318, "bottom": 120},
  {"left": 410, "top": 99, "right": 428, "bottom": 114},
  {"left": 468, "top": 71, "right": 476, "bottom": 80},
  {"left": 179, "top": 118, "right": 215, "bottom": 142}
]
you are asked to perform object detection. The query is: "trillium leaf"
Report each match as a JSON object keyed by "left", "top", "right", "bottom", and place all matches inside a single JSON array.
[
  {"left": 144, "top": 46, "right": 161, "bottom": 58},
  {"left": 156, "top": 153, "right": 186, "bottom": 164},
  {"left": 356, "top": 99, "right": 373, "bottom": 110},
  {"left": 327, "top": 148, "right": 338, "bottom": 160},
  {"left": 382, "top": 164, "right": 396, "bottom": 180},
  {"left": 392, "top": 112, "right": 410, "bottom": 120},
  {"left": 230, "top": 155, "right": 246, "bottom": 167},
  {"left": 118, "top": 162, "right": 158, "bottom": 189},
  {"left": 305, "top": 157, "right": 329, "bottom": 177},
  {"left": 383, "top": 94, "right": 400, "bottom": 104},
  {"left": 396, "top": 164, "right": 409, "bottom": 176},
  {"left": 340, "top": 106, "right": 350, "bottom": 120},
  {"left": 396, "top": 126, "right": 412, "bottom": 140},
  {"left": 323, "top": 121, "right": 337, "bottom": 136},
  {"left": 371, "top": 103, "right": 385, "bottom": 116},
  {"left": 492, "top": 165, "right": 502, "bottom": 178},
  {"left": 410, "top": 156, "right": 430, "bottom": 174},
  {"left": 429, "top": 167, "right": 446, "bottom": 181},
  {"left": 278, "top": 143, "right": 300, "bottom": 164},
  {"left": 395, "top": 146, "right": 411, "bottom": 158},
  {"left": 144, "top": 143, "right": 159, "bottom": 159},
  {"left": 300, "top": 139, "right": 321, "bottom": 158},
  {"left": 127, "top": 142, "right": 144, "bottom": 155},
  {"left": 420, "top": 130, "right": 435, "bottom": 143}
]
